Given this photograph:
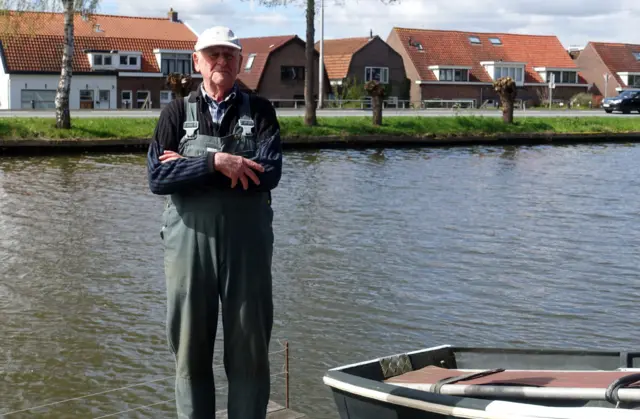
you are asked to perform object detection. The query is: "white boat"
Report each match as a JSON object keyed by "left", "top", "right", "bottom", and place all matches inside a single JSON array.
[{"left": 323, "top": 344, "right": 640, "bottom": 418}]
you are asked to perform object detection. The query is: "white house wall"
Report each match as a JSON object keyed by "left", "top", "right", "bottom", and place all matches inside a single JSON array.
[
  {"left": 0, "top": 75, "right": 9, "bottom": 109},
  {"left": 9, "top": 74, "right": 118, "bottom": 110},
  {"left": 0, "top": 53, "right": 8, "bottom": 109}
]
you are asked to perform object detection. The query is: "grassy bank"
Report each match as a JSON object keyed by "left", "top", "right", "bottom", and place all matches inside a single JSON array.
[{"left": 1, "top": 116, "right": 640, "bottom": 142}]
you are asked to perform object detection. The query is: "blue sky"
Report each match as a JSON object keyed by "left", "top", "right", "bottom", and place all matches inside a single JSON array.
[{"left": 97, "top": 0, "right": 640, "bottom": 48}]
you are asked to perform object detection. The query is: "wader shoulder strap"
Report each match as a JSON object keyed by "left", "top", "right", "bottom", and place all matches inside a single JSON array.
[
  {"left": 236, "top": 91, "right": 255, "bottom": 137},
  {"left": 182, "top": 93, "right": 199, "bottom": 139}
]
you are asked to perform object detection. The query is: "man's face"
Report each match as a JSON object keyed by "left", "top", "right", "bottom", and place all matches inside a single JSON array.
[{"left": 193, "top": 45, "right": 242, "bottom": 90}]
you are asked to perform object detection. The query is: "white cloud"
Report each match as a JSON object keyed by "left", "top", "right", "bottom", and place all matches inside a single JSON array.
[{"left": 105, "top": 0, "right": 640, "bottom": 46}]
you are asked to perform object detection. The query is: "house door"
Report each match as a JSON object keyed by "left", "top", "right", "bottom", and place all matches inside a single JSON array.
[
  {"left": 136, "top": 90, "right": 150, "bottom": 109},
  {"left": 97, "top": 90, "right": 110, "bottom": 109},
  {"left": 79, "top": 90, "right": 94, "bottom": 109}
]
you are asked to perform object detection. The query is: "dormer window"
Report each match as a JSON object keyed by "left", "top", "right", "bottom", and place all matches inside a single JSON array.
[
  {"left": 92, "top": 53, "right": 113, "bottom": 66},
  {"left": 633, "top": 52, "right": 640, "bottom": 61},
  {"left": 428, "top": 65, "right": 472, "bottom": 82},
  {"left": 469, "top": 36, "right": 481, "bottom": 44},
  {"left": 489, "top": 37, "right": 502, "bottom": 45},
  {"left": 481, "top": 61, "right": 526, "bottom": 85},
  {"left": 88, "top": 50, "right": 142, "bottom": 71},
  {"left": 533, "top": 67, "right": 579, "bottom": 84},
  {"left": 439, "top": 68, "right": 469, "bottom": 81},
  {"left": 120, "top": 55, "right": 138, "bottom": 66}
]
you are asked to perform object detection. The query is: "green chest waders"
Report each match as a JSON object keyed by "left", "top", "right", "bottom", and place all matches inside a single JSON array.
[{"left": 161, "top": 92, "right": 274, "bottom": 419}]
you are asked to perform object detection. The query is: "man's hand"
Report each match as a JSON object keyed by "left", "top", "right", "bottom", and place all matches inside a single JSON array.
[
  {"left": 214, "top": 152, "right": 265, "bottom": 190},
  {"left": 159, "top": 150, "right": 184, "bottom": 163}
]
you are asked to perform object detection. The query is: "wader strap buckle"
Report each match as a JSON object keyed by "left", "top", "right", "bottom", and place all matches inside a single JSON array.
[{"left": 183, "top": 121, "right": 199, "bottom": 139}]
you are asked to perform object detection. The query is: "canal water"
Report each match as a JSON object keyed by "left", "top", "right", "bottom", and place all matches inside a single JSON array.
[{"left": 1, "top": 144, "right": 640, "bottom": 418}]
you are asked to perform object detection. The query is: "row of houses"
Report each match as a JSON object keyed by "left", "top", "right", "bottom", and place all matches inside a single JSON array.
[{"left": 0, "top": 9, "right": 638, "bottom": 110}]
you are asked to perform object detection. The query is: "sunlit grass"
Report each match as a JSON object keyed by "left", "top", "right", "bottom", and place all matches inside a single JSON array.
[{"left": 0, "top": 115, "right": 639, "bottom": 142}]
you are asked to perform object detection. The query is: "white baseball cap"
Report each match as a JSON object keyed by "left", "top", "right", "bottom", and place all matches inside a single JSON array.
[{"left": 194, "top": 26, "right": 242, "bottom": 51}]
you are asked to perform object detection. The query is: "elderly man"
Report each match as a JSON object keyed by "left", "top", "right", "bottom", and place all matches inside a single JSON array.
[{"left": 146, "top": 26, "right": 282, "bottom": 419}]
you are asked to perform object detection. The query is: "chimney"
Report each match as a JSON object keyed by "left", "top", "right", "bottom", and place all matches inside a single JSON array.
[
  {"left": 370, "top": 29, "right": 373, "bottom": 38},
  {"left": 168, "top": 8, "right": 178, "bottom": 22}
]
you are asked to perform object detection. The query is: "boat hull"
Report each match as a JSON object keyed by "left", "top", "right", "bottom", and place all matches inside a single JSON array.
[{"left": 323, "top": 345, "right": 640, "bottom": 419}]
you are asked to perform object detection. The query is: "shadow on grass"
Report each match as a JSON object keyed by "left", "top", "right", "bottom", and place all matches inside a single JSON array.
[{"left": 69, "top": 126, "right": 120, "bottom": 139}]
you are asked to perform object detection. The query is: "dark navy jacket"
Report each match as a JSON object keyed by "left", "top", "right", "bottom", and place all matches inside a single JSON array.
[{"left": 146, "top": 84, "right": 282, "bottom": 195}]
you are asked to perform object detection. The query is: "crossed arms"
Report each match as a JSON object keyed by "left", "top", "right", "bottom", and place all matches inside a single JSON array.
[{"left": 146, "top": 98, "right": 282, "bottom": 195}]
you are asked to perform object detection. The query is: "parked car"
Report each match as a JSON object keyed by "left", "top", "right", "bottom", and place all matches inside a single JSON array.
[{"left": 601, "top": 90, "right": 640, "bottom": 114}]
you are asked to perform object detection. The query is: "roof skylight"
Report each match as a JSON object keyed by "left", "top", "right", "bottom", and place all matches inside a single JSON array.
[{"left": 469, "top": 36, "right": 481, "bottom": 44}]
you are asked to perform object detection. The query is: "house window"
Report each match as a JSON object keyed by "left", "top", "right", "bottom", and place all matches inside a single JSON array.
[
  {"left": 439, "top": 69, "right": 453, "bottom": 81},
  {"left": 561, "top": 71, "right": 577, "bottom": 83},
  {"left": 92, "top": 54, "right": 114, "bottom": 66},
  {"left": 21, "top": 90, "right": 56, "bottom": 109},
  {"left": 489, "top": 37, "right": 502, "bottom": 45},
  {"left": 245, "top": 53, "right": 256, "bottom": 71},
  {"left": 118, "top": 55, "right": 139, "bottom": 68},
  {"left": 438, "top": 69, "right": 468, "bottom": 82},
  {"left": 161, "top": 53, "right": 193, "bottom": 75},
  {"left": 494, "top": 66, "right": 524, "bottom": 82},
  {"left": 547, "top": 71, "right": 561, "bottom": 83},
  {"left": 545, "top": 70, "right": 577, "bottom": 84},
  {"left": 633, "top": 52, "right": 640, "bottom": 61},
  {"left": 469, "top": 36, "right": 481, "bottom": 44},
  {"left": 365, "top": 66, "right": 389, "bottom": 84},
  {"left": 281, "top": 66, "right": 305, "bottom": 81},
  {"left": 629, "top": 75, "right": 640, "bottom": 87},
  {"left": 160, "top": 90, "right": 175, "bottom": 107}
]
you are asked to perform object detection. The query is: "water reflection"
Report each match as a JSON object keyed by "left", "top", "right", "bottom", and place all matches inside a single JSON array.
[{"left": 1, "top": 145, "right": 640, "bottom": 418}]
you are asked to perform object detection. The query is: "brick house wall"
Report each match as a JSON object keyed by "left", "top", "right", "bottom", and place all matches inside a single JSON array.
[
  {"left": 386, "top": 30, "right": 422, "bottom": 107},
  {"left": 257, "top": 40, "right": 329, "bottom": 107},
  {"left": 519, "top": 85, "right": 589, "bottom": 106},
  {"left": 575, "top": 43, "right": 620, "bottom": 102},
  {"left": 346, "top": 37, "right": 409, "bottom": 100},
  {"left": 419, "top": 84, "right": 494, "bottom": 107},
  {"left": 419, "top": 84, "right": 588, "bottom": 107}
]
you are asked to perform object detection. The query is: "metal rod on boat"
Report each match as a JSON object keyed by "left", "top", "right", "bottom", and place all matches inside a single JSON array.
[
  {"left": 285, "top": 341, "right": 290, "bottom": 409},
  {"left": 393, "top": 383, "right": 640, "bottom": 402}
]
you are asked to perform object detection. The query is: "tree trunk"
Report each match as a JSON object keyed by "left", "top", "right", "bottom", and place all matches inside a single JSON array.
[
  {"left": 502, "top": 100, "right": 513, "bottom": 124},
  {"left": 372, "top": 96, "right": 382, "bottom": 125},
  {"left": 55, "top": 0, "right": 74, "bottom": 129},
  {"left": 304, "top": 0, "right": 317, "bottom": 126}
]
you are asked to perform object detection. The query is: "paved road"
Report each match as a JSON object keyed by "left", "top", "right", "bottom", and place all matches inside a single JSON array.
[{"left": 0, "top": 108, "right": 635, "bottom": 118}]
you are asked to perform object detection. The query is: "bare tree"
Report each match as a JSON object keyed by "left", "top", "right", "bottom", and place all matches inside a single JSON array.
[
  {"left": 248, "top": 0, "right": 400, "bottom": 126},
  {"left": 364, "top": 79, "right": 385, "bottom": 125},
  {"left": 0, "top": 0, "right": 100, "bottom": 129},
  {"left": 493, "top": 77, "right": 517, "bottom": 124}
]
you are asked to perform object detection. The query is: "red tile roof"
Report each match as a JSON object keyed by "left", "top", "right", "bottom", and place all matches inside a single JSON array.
[
  {"left": 236, "top": 35, "right": 298, "bottom": 91},
  {"left": 390, "top": 27, "right": 578, "bottom": 84},
  {"left": 590, "top": 42, "right": 640, "bottom": 87},
  {"left": 0, "top": 11, "right": 196, "bottom": 40},
  {"left": 0, "top": 11, "right": 197, "bottom": 73},
  {"left": 314, "top": 37, "right": 372, "bottom": 80}
]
